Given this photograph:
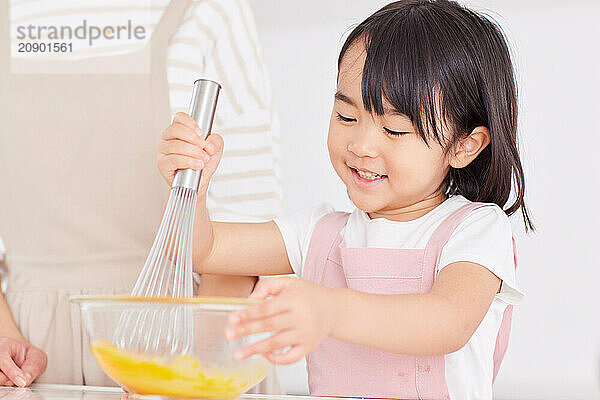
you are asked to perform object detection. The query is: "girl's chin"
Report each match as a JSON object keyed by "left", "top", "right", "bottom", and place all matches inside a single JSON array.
[{"left": 346, "top": 191, "right": 383, "bottom": 213}]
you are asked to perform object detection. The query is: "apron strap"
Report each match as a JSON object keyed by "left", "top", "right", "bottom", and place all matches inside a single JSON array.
[
  {"left": 302, "top": 212, "right": 349, "bottom": 284},
  {"left": 151, "top": 0, "right": 193, "bottom": 51},
  {"left": 422, "top": 201, "right": 491, "bottom": 286}
]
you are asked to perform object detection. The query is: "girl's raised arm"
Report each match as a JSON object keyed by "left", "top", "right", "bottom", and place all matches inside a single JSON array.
[
  {"left": 195, "top": 218, "right": 293, "bottom": 277},
  {"left": 157, "top": 112, "right": 292, "bottom": 278}
]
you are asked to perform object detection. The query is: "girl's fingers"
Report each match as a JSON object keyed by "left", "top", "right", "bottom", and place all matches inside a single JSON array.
[
  {"left": 172, "top": 112, "right": 204, "bottom": 138},
  {"left": 161, "top": 154, "right": 206, "bottom": 173},
  {"left": 249, "top": 277, "right": 291, "bottom": 300},
  {"left": 162, "top": 125, "right": 206, "bottom": 148},
  {"left": 226, "top": 310, "right": 292, "bottom": 340},
  {"left": 158, "top": 140, "right": 210, "bottom": 162},
  {"left": 158, "top": 134, "right": 223, "bottom": 191},
  {"left": 202, "top": 133, "right": 224, "bottom": 156},
  {"left": 230, "top": 294, "right": 289, "bottom": 325},
  {"left": 197, "top": 134, "right": 225, "bottom": 195},
  {"left": 163, "top": 119, "right": 204, "bottom": 147},
  {"left": 233, "top": 329, "right": 298, "bottom": 361},
  {"left": 163, "top": 126, "right": 204, "bottom": 147},
  {"left": 265, "top": 345, "right": 306, "bottom": 365}
]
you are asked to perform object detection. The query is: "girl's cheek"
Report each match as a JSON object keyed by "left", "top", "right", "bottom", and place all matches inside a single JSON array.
[
  {"left": 326, "top": 128, "right": 337, "bottom": 154},
  {"left": 327, "top": 129, "right": 347, "bottom": 159}
]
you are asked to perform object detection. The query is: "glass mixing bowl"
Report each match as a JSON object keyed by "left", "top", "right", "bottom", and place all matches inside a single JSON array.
[{"left": 71, "top": 295, "right": 271, "bottom": 399}]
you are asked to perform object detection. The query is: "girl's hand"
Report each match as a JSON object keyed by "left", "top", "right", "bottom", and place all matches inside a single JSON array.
[
  {"left": 0, "top": 337, "right": 47, "bottom": 387},
  {"left": 225, "top": 277, "right": 337, "bottom": 365},
  {"left": 157, "top": 112, "right": 224, "bottom": 198}
]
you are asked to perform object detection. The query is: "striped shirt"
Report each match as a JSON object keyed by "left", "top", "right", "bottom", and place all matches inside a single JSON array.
[{"left": 8, "top": 0, "right": 283, "bottom": 223}]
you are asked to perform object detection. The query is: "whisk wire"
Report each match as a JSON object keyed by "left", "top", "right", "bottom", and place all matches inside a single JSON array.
[{"left": 113, "top": 79, "right": 220, "bottom": 356}]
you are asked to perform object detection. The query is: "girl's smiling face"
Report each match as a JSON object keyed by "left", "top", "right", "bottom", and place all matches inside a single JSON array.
[{"left": 327, "top": 42, "right": 452, "bottom": 221}]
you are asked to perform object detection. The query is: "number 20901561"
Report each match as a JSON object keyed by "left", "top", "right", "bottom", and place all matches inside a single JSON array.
[{"left": 18, "top": 42, "right": 73, "bottom": 53}]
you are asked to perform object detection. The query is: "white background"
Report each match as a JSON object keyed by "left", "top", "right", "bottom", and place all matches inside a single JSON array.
[{"left": 248, "top": 0, "right": 600, "bottom": 399}]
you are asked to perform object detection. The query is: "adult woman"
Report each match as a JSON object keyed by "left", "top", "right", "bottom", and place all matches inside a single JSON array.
[{"left": 0, "top": 0, "right": 282, "bottom": 392}]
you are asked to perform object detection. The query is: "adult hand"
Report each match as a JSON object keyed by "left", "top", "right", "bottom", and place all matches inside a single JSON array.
[
  {"left": 225, "top": 277, "right": 338, "bottom": 365},
  {"left": 0, "top": 337, "right": 47, "bottom": 387}
]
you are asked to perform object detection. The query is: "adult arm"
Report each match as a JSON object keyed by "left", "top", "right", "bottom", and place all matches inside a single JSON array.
[{"left": 0, "top": 289, "right": 47, "bottom": 386}]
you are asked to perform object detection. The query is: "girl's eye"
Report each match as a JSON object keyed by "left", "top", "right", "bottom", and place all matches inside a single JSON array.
[
  {"left": 384, "top": 127, "right": 410, "bottom": 136},
  {"left": 336, "top": 112, "right": 356, "bottom": 123}
]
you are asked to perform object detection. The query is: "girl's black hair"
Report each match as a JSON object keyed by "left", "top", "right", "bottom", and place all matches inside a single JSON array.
[{"left": 339, "top": 0, "right": 534, "bottom": 232}]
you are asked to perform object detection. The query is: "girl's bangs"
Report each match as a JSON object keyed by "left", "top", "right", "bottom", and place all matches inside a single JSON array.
[{"left": 354, "top": 9, "right": 456, "bottom": 147}]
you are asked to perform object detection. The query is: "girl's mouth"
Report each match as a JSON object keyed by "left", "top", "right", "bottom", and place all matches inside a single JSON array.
[{"left": 349, "top": 167, "right": 387, "bottom": 187}]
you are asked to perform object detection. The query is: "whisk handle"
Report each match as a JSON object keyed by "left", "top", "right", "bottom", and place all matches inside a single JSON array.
[{"left": 172, "top": 79, "right": 221, "bottom": 191}]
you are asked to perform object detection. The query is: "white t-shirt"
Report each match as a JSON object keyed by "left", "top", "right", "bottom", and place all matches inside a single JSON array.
[{"left": 274, "top": 195, "right": 525, "bottom": 400}]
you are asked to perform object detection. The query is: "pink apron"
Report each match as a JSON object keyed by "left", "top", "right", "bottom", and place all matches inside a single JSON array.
[{"left": 302, "top": 202, "right": 518, "bottom": 399}]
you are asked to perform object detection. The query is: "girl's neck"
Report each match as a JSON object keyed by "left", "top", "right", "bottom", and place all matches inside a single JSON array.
[{"left": 367, "top": 192, "right": 448, "bottom": 222}]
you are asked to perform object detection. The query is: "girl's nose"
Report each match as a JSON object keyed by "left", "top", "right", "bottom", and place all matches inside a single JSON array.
[{"left": 347, "top": 131, "right": 378, "bottom": 158}]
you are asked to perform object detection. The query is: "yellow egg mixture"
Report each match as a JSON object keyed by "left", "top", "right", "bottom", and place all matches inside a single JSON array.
[{"left": 91, "top": 339, "right": 267, "bottom": 398}]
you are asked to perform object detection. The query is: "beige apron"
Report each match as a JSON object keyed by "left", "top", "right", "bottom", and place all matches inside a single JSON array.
[{"left": 0, "top": 0, "right": 281, "bottom": 392}]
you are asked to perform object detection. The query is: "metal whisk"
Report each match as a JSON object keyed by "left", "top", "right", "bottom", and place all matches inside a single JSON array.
[{"left": 113, "top": 79, "right": 221, "bottom": 355}]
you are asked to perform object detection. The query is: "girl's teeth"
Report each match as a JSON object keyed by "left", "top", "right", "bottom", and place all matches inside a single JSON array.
[{"left": 356, "top": 169, "right": 382, "bottom": 180}]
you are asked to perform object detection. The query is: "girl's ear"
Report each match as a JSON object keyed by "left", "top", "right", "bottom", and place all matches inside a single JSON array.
[{"left": 449, "top": 126, "right": 491, "bottom": 169}]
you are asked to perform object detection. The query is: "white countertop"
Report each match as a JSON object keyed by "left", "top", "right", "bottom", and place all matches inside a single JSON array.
[{"left": 0, "top": 384, "right": 372, "bottom": 400}]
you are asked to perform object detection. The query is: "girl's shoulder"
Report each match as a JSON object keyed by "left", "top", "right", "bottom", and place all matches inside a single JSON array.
[
  {"left": 437, "top": 195, "right": 509, "bottom": 223},
  {"left": 439, "top": 197, "right": 523, "bottom": 304},
  {"left": 273, "top": 203, "right": 338, "bottom": 276},
  {"left": 440, "top": 198, "right": 515, "bottom": 266},
  {"left": 273, "top": 203, "right": 338, "bottom": 244},
  {"left": 451, "top": 196, "right": 512, "bottom": 234}
]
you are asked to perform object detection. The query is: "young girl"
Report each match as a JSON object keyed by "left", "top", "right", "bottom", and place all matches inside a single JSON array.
[{"left": 157, "top": 1, "right": 533, "bottom": 398}]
